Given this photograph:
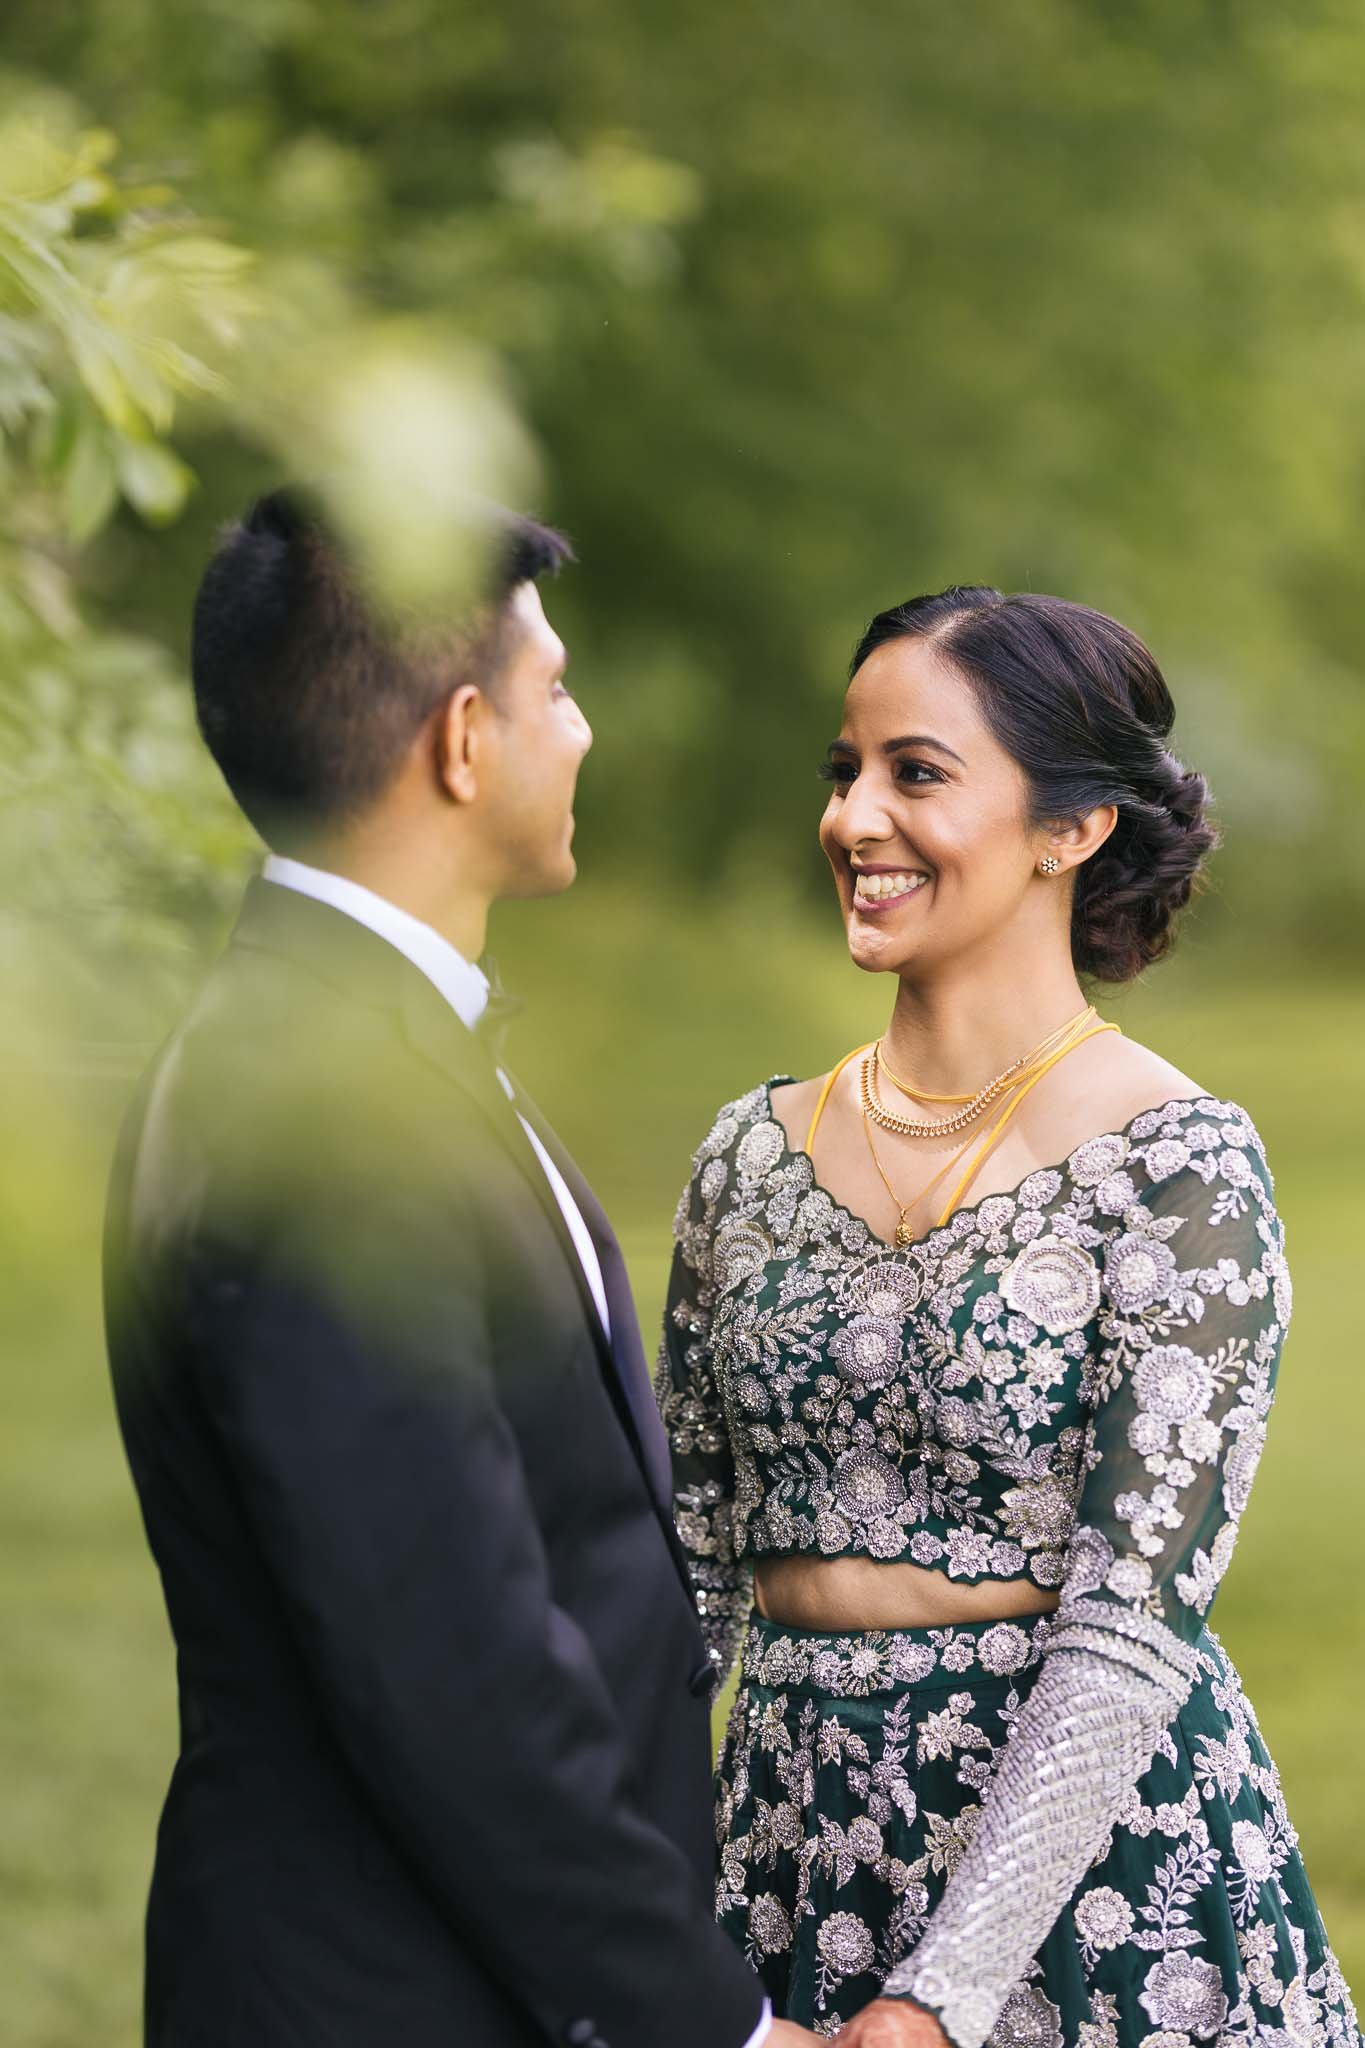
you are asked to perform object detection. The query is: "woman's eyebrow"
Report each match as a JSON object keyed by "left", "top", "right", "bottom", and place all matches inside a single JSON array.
[{"left": 881, "top": 732, "right": 966, "bottom": 767}]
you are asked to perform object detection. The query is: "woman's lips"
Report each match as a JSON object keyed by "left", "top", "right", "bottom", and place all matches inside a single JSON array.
[{"left": 850, "top": 868, "right": 930, "bottom": 914}]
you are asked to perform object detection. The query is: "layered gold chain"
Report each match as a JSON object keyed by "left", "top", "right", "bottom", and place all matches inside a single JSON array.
[
  {"left": 861, "top": 1005, "right": 1101, "bottom": 1139},
  {"left": 855, "top": 1005, "right": 1120, "bottom": 1247}
]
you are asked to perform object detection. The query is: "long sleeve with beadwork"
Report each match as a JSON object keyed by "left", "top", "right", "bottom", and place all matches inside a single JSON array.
[
  {"left": 654, "top": 1118, "right": 755, "bottom": 1687},
  {"left": 882, "top": 1119, "right": 1291, "bottom": 2048}
]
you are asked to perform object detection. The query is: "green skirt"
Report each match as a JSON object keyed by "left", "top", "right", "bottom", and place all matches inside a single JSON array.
[{"left": 715, "top": 1610, "right": 1361, "bottom": 2045}]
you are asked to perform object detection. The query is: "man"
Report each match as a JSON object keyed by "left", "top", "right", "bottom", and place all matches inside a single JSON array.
[{"left": 103, "top": 491, "right": 812, "bottom": 2046}]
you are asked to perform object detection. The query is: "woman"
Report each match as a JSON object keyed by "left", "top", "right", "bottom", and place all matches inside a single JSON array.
[{"left": 654, "top": 588, "right": 1361, "bottom": 2048}]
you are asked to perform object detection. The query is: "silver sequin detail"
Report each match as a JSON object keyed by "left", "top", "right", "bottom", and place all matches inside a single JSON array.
[{"left": 882, "top": 1628, "right": 1188, "bottom": 2048}]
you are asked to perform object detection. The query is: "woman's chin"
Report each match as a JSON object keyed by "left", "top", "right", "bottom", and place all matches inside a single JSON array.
[{"left": 844, "top": 908, "right": 912, "bottom": 974}]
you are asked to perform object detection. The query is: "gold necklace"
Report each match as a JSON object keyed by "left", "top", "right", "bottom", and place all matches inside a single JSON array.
[
  {"left": 859, "top": 1011, "right": 1120, "bottom": 1245},
  {"left": 862, "top": 1108, "right": 974, "bottom": 1247},
  {"left": 863, "top": 1004, "right": 1100, "bottom": 1138}
]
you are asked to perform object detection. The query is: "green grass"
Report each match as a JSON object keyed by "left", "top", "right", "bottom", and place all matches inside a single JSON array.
[{"left": 2, "top": 886, "right": 1361, "bottom": 2046}]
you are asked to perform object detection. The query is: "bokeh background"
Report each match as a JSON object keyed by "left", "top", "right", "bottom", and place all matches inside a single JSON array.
[{"left": 2, "top": 5, "right": 1363, "bottom": 2042}]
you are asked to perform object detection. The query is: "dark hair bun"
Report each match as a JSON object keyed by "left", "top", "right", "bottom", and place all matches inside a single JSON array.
[
  {"left": 1071, "top": 751, "right": 1220, "bottom": 982},
  {"left": 849, "top": 587, "right": 1220, "bottom": 984}
]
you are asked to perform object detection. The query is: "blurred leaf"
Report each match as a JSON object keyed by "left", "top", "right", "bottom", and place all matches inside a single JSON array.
[
  {"left": 59, "top": 409, "right": 118, "bottom": 541},
  {"left": 113, "top": 434, "right": 194, "bottom": 523}
]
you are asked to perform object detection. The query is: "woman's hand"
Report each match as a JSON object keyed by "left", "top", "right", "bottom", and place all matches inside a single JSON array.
[{"left": 834, "top": 1997, "right": 952, "bottom": 2047}]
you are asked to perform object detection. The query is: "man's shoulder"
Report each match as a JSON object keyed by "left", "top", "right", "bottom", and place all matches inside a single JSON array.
[{"left": 117, "top": 940, "right": 482, "bottom": 1248}]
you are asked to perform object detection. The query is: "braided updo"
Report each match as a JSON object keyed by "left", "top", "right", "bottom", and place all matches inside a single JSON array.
[{"left": 849, "top": 587, "right": 1219, "bottom": 983}]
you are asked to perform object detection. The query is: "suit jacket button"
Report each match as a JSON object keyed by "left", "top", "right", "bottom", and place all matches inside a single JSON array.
[
  {"left": 688, "top": 1660, "right": 716, "bottom": 1699},
  {"left": 565, "top": 2023, "right": 596, "bottom": 2046}
]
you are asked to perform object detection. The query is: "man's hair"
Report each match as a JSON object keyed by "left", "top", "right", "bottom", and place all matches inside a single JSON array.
[{"left": 190, "top": 489, "right": 572, "bottom": 845}]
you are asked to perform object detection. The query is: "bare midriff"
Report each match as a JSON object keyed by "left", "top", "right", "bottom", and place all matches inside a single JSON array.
[{"left": 752, "top": 1555, "right": 1061, "bottom": 1632}]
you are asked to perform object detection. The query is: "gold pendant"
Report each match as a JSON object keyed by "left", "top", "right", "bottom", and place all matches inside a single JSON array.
[{"left": 894, "top": 1214, "right": 914, "bottom": 1248}]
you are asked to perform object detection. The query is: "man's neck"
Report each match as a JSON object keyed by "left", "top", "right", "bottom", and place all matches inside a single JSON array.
[{"left": 284, "top": 839, "right": 489, "bottom": 962}]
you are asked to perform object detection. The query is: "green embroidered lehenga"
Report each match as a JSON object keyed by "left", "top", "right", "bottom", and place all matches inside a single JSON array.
[{"left": 655, "top": 1080, "right": 1361, "bottom": 2048}]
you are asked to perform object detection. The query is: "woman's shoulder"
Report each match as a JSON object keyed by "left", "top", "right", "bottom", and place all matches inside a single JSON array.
[
  {"left": 767, "top": 1072, "right": 825, "bottom": 1152},
  {"left": 684, "top": 1073, "right": 796, "bottom": 1171},
  {"left": 1045, "top": 1035, "right": 1267, "bottom": 1175},
  {"left": 672, "top": 1075, "right": 797, "bottom": 1240}
]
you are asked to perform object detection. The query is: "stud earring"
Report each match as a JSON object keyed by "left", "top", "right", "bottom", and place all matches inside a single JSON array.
[{"left": 1039, "top": 854, "right": 1062, "bottom": 875}]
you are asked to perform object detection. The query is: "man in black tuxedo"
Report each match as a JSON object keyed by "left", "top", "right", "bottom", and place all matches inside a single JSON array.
[{"left": 103, "top": 494, "right": 811, "bottom": 2048}]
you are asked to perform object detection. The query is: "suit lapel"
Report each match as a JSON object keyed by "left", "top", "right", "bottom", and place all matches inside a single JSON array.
[
  {"left": 401, "top": 991, "right": 699, "bottom": 1607},
  {"left": 505, "top": 1078, "right": 676, "bottom": 1515},
  {"left": 230, "top": 881, "right": 613, "bottom": 1354},
  {"left": 229, "top": 880, "right": 700, "bottom": 1620},
  {"left": 396, "top": 973, "right": 611, "bottom": 1344}
]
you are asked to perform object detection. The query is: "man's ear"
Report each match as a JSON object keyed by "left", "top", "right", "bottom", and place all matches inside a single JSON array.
[{"left": 435, "top": 683, "right": 486, "bottom": 805}]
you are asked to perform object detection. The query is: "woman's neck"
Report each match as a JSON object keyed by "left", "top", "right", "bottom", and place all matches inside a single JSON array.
[{"left": 880, "top": 961, "right": 1093, "bottom": 1097}]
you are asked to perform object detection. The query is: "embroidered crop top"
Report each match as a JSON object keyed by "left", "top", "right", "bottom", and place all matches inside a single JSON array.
[{"left": 654, "top": 1077, "right": 1291, "bottom": 2048}]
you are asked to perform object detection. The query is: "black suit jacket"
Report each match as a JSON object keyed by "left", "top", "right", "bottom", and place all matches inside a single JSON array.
[{"left": 103, "top": 879, "right": 763, "bottom": 2048}]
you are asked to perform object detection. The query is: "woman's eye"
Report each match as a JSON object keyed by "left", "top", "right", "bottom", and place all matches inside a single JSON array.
[
  {"left": 896, "top": 760, "right": 942, "bottom": 786},
  {"left": 816, "top": 758, "right": 942, "bottom": 789}
]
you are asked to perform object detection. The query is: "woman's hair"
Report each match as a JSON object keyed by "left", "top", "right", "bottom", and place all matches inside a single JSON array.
[{"left": 850, "top": 587, "right": 1218, "bottom": 983}]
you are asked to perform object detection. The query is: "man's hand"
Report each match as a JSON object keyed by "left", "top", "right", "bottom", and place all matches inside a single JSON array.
[
  {"left": 769, "top": 2024, "right": 823, "bottom": 2046},
  {"left": 833, "top": 1998, "right": 952, "bottom": 2047}
]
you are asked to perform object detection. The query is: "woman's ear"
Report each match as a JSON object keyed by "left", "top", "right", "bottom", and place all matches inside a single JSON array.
[
  {"left": 435, "top": 683, "right": 485, "bottom": 805},
  {"left": 1040, "top": 801, "right": 1118, "bottom": 874}
]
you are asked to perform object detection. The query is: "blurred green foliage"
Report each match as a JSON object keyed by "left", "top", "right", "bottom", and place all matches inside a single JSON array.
[
  {"left": 3, "top": 5, "right": 1364, "bottom": 2043},
  {"left": 3, "top": 0, "right": 1365, "bottom": 960}
]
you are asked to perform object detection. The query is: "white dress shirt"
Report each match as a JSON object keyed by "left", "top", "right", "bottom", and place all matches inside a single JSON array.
[
  {"left": 261, "top": 855, "right": 612, "bottom": 1339},
  {"left": 260, "top": 855, "right": 772, "bottom": 2048}
]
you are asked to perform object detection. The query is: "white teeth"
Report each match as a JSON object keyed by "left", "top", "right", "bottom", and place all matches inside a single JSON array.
[{"left": 854, "top": 869, "right": 927, "bottom": 903}]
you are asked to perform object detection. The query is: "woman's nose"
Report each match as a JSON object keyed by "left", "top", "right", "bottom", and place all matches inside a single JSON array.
[{"left": 830, "top": 771, "right": 892, "bottom": 847}]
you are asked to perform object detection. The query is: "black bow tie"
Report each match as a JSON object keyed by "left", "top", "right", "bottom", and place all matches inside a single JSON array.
[{"left": 473, "top": 953, "right": 524, "bottom": 1065}]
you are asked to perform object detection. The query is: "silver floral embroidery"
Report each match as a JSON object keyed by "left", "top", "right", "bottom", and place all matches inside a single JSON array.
[
  {"left": 657, "top": 1084, "right": 1303, "bottom": 2047},
  {"left": 830, "top": 1315, "right": 903, "bottom": 1388},
  {"left": 841, "top": 1252, "right": 925, "bottom": 1319},
  {"left": 1104, "top": 1233, "right": 1178, "bottom": 1313},
  {"left": 717, "top": 1608, "right": 1357, "bottom": 2048},
  {"left": 976, "top": 1621, "right": 1032, "bottom": 1676},
  {"left": 1132, "top": 1346, "right": 1218, "bottom": 1423},
  {"left": 748, "top": 1892, "right": 794, "bottom": 1957},
  {"left": 1067, "top": 1132, "right": 1131, "bottom": 1186},
  {"left": 989, "top": 1983, "right": 1064, "bottom": 2048},
  {"left": 713, "top": 1216, "right": 775, "bottom": 1294},
  {"left": 1000, "top": 1235, "right": 1103, "bottom": 1334},
  {"left": 1146, "top": 1137, "right": 1192, "bottom": 1182},
  {"left": 999, "top": 1474, "right": 1076, "bottom": 1551},
  {"left": 883, "top": 1639, "right": 1190, "bottom": 2044},
  {"left": 1137, "top": 1952, "right": 1228, "bottom": 2037},
  {"left": 736, "top": 1118, "right": 785, "bottom": 1181},
  {"left": 834, "top": 1447, "right": 908, "bottom": 1520},
  {"left": 1073, "top": 1885, "right": 1135, "bottom": 1954}
]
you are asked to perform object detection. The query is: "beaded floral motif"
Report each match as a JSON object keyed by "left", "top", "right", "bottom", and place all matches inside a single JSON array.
[
  {"left": 656, "top": 1082, "right": 1289, "bottom": 1678},
  {"left": 716, "top": 1619, "right": 1361, "bottom": 2048},
  {"left": 653, "top": 1081, "right": 1353, "bottom": 2048}
]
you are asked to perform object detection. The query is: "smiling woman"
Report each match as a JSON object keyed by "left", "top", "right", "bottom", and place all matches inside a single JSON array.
[{"left": 652, "top": 586, "right": 1362, "bottom": 2046}]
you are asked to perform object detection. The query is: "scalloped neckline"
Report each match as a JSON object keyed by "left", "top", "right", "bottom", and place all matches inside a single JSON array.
[{"left": 760, "top": 1075, "right": 1235, "bottom": 1257}]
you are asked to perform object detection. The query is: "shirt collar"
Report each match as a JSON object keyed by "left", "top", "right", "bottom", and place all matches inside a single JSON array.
[{"left": 261, "top": 854, "right": 490, "bottom": 1032}]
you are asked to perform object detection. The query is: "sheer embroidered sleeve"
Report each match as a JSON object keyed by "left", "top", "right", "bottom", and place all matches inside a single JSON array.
[
  {"left": 654, "top": 1101, "right": 753, "bottom": 1687},
  {"left": 883, "top": 1103, "right": 1291, "bottom": 2048}
]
